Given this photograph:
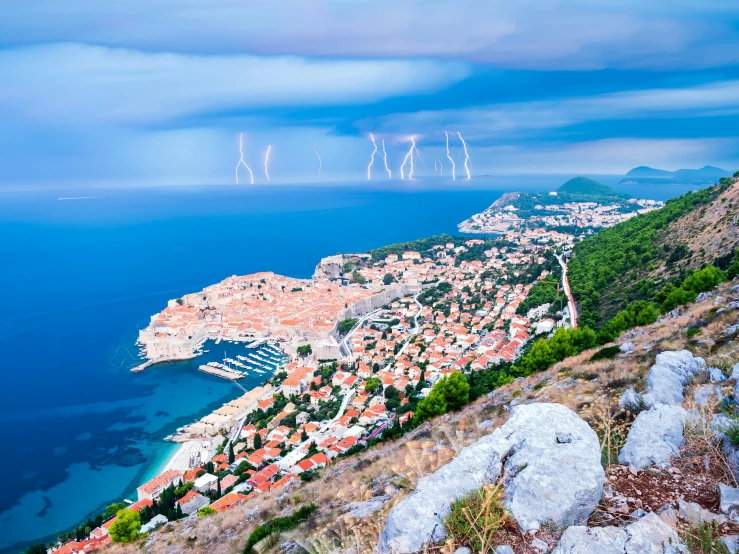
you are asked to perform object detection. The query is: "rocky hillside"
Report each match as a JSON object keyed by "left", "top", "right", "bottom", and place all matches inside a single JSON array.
[
  {"left": 105, "top": 278, "right": 739, "bottom": 554},
  {"left": 569, "top": 177, "right": 739, "bottom": 327}
]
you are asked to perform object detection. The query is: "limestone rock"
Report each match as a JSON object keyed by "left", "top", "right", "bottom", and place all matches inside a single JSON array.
[
  {"left": 619, "top": 404, "right": 687, "bottom": 469},
  {"left": 720, "top": 483, "right": 739, "bottom": 522},
  {"left": 376, "top": 404, "right": 604, "bottom": 553},
  {"left": 495, "top": 547, "right": 515, "bottom": 554},
  {"left": 723, "top": 535, "right": 739, "bottom": 554},
  {"left": 551, "top": 513, "right": 686, "bottom": 553},
  {"left": 619, "top": 388, "right": 642, "bottom": 411},
  {"left": 709, "top": 367, "right": 727, "bottom": 382},
  {"left": 733, "top": 363, "right": 739, "bottom": 380},
  {"left": 620, "top": 342, "right": 634, "bottom": 353},
  {"left": 677, "top": 498, "right": 727, "bottom": 525},
  {"left": 644, "top": 365, "right": 685, "bottom": 408}
]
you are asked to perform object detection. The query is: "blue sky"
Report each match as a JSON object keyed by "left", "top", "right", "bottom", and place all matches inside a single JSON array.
[{"left": 2, "top": 0, "right": 739, "bottom": 186}]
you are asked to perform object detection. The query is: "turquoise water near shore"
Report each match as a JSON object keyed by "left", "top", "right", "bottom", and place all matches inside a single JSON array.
[{"left": 0, "top": 177, "right": 702, "bottom": 551}]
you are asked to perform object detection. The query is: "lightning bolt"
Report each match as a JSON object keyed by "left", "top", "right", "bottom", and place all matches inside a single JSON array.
[
  {"left": 381, "top": 139, "right": 392, "bottom": 179},
  {"left": 367, "top": 134, "right": 379, "bottom": 180},
  {"left": 313, "top": 146, "right": 322, "bottom": 177},
  {"left": 264, "top": 144, "right": 272, "bottom": 182},
  {"left": 236, "top": 133, "right": 254, "bottom": 185},
  {"left": 445, "top": 131, "right": 456, "bottom": 180},
  {"left": 400, "top": 136, "right": 418, "bottom": 180},
  {"left": 434, "top": 160, "right": 444, "bottom": 175},
  {"left": 457, "top": 132, "right": 471, "bottom": 179}
]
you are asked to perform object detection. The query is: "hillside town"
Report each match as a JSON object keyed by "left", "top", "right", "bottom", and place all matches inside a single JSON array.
[
  {"left": 459, "top": 193, "right": 662, "bottom": 235},
  {"left": 51, "top": 230, "right": 577, "bottom": 552}
]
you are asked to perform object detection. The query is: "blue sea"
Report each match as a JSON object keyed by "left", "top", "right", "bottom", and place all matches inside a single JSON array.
[{"left": 0, "top": 176, "right": 703, "bottom": 551}]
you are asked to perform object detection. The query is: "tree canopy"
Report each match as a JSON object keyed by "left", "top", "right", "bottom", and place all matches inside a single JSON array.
[{"left": 109, "top": 509, "right": 141, "bottom": 543}]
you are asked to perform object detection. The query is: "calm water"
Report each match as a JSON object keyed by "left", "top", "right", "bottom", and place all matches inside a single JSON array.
[{"left": 0, "top": 176, "right": 702, "bottom": 551}]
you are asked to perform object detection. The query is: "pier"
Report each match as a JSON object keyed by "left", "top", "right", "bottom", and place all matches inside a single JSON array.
[{"left": 198, "top": 364, "right": 244, "bottom": 381}]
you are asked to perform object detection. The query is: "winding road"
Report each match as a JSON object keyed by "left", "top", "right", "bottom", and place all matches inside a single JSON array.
[{"left": 555, "top": 253, "right": 578, "bottom": 329}]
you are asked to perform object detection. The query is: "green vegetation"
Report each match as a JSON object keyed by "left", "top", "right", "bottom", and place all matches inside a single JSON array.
[
  {"left": 109, "top": 509, "right": 141, "bottom": 543},
  {"left": 383, "top": 272, "right": 395, "bottom": 285},
  {"left": 687, "top": 327, "right": 702, "bottom": 339},
  {"left": 197, "top": 506, "right": 217, "bottom": 517},
  {"left": 656, "top": 265, "right": 726, "bottom": 312},
  {"left": 415, "top": 372, "right": 469, "bottom": 422},
  {"left": 243, "top": 505, "right": 316, "bottom": 554},
  {"left": 596, "top": 300, "right": 659, "bottom": 344},
  {"left": 351, "top": 271, "right": 366, "bottom": 285},
  {"left": 516, "top": 280, "right": 559, "bottom": 315},
  {"left": 590, "top": 345, "right": 621, "bottom": 362},
  {"left": 444, "top": 485, "right": 509, "bottom": 553},
  {"left": 338, "top": 318, "right": 358, "bottom": 334},
  {"left": 364, "top": 376, "right": 381, "bottom": 394},
  {"left": 515, "top": 327, "right": 596, "bottom": 376},
  {"left": 557, "top": 176, "right": 629, "bottom": 201},
  {"left": 297, "top": 344, "right": 312, "bottom": 357},
  {"left": 683, "top": 521, "right": 730, "bottom": 554},
  {"left": 568, "top": 184, "right": 724, "bottom": 327}
]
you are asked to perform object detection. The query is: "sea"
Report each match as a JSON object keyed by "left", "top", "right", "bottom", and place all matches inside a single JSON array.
[{"left": 0, "top": 176, "right": 704, "bottom": 551}]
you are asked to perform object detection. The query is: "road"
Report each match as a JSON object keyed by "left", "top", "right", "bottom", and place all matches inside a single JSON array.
[
  {"left": 555, "top": 253, "right": 578, "bottom": 329},
  {"left": 339, "top": 309, "right": 381, "bottom": 358}
]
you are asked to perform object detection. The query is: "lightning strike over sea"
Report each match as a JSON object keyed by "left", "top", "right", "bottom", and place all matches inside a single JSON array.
[
  {"left": 444, "top": 131, "right": 456, "bottom": 180},
  {"left": 367, "top": 134, "right": 379, "bottom": 180},
  {"left": 457, "top": 132, "right": 471, "bottom": 179},
  {"left": 381, "top": 139, "right": 392, "bottom": 179},
  {"left": 236, "top": 133, "right": 254, "bottom": 185},
  {"left": 400, "top": 136, "right": 418, "bottom": 180},
  {"left": 264, "top": 144, "right": 272, "bottom": 182},
  {"left": 313, "top": 146, "right": 322, "bottom": 177}
]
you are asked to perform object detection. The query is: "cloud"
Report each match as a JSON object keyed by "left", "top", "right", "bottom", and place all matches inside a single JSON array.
[
  {"left": 359, "top": 79, "right": 739, "bottom": 142},
  {"left": 2, "top": 0, "right": 739, "bottom": 70},
  {"left": 0, "top": 43, "right": 470, "bottom": 126}
]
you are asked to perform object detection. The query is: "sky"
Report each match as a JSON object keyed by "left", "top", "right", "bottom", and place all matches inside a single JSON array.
[{"left": 2, "top": 0, "right": 739, "bottom": 187}]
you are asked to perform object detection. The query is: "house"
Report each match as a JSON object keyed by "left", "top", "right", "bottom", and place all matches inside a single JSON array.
[
  {"left": 178, "top": 490, "right": 211, "bottom": 515},
  {"left": 213, "top": 474, "right": 239, "bottom": 493},
  {"left": 136, "top": 470, "right": 183, "bottom": 501},
  {"left": 140, "top": 514, "right": 168, "bottom": 534},
  {"left": 211, "top": 492, "right": 247, "bottom": 513},
  {"left": 193, "top": 473, "right": 218, "bottom": 493}
]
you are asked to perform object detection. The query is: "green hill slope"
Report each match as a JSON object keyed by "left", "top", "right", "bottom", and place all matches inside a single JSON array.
[
  {"left": 557, "top": 176, "right": 629, "bottom": 201},
  {"left": 568, "top": 178, "right": 738, "bottom": 328}
]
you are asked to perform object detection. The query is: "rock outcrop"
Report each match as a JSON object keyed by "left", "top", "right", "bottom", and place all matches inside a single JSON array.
[
  {"left": 619, "top": 404, "right": 687, "bottom": 469},
  {"left": 551, "top": 513, "right": 687, "bottom": 553},
  {"left": 377, "top": 403, "right": 604, "bottom": 553}
]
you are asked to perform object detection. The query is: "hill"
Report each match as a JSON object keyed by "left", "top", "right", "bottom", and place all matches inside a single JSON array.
[
  {"left": 568, "top": 176, "right": 739, "bottom": 328},
  {"left": 556, "top": 176, "right": 629, "bottom": 201},
  {"left": 620, "top": 165, "right": 730, "bottom": 185}
]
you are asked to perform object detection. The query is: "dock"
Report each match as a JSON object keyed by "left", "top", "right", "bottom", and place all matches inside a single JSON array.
[{"left": 198, "top": 364, "right": 243, "bottom": 381}]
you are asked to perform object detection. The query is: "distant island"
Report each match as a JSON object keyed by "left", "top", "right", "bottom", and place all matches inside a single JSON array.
[
  {"left": 619, "top": 165, "right": 729, "bottom": 186},
  {"left": 458, "top": 176, "right": 662, "bottom": 236}
]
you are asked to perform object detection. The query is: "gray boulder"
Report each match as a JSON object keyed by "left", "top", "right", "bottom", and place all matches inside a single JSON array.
[
  {"left": 620, "top": 342, "right": 634, "bottom": 353},
  {"left": 376, "top": 404, "right": 604, "bottom": 553},
  {"left": 495, "top": 548, "right": 515, "bottom": 554},
  {"left": 551, "top": 513, "right": 686, "bottom": 553},
  {"left": 643, "top": 365, "right": 685, "bottom": 408},
  {"left": 733, "top": 362, "right": 739, "bottom": 380},
  {"left": 723, "top": 535, "right": 739, "bottom": 554},
  {"left": 677, "top": 498, "right": 727, "bottom": 525},
  {"left": 619, "top": 404, "right": 687, "bottom": 469},
  {"left": 654, "top": 350, "right": 705, "bottom": 382},
  {"left": 619, "top": 388, "right": 642, "bottom": 411},
  {"left": 710, "top": 367, "right": 727, "bottom": 382},
  {"left": 720, "top": 483, "right": 739, "bottom": 523}
]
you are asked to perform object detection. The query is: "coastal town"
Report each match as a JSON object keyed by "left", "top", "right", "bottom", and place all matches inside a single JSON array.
[
  {"left": 49, "top": 179, "right": 644, "bottom": 552},
  {"left": 458, "top": 189, "right": 663, "bottom": 236}
]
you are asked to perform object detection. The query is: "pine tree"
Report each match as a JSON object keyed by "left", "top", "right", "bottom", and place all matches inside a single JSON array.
[
  {"left": 228, "top": 442, "right": 235, "bottom": 464},
  {"left": 253, "top": 432, "right": 262, "bottom": 450},
  {"left": 175, "top": 502, "right": 183, "bottom": 519},
  {"left": 216, "top": 478, "right": 222, "bottom": 498}
]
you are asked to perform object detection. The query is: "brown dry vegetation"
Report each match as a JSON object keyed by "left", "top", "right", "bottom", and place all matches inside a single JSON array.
[
  {"left": 651, "top": 179, "right": 739, "bottom": 283},
  {"left": 105, "top": 281, "right": 739, "bottom": 554}
]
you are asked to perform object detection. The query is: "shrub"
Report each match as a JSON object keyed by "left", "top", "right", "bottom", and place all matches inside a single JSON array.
[
  {"left": 243, "top": 505, "right": 316, "bottom": 554},
  {"left": 197, "top": 506, "right": 216, "bottom": 517},
  {"left": 720, "top": 418, "right": 739, "bottom": 447},
  {"left": 590, "top": 345, "right": 621, "bottom": 362},
  {"left": 687, "top": 327, "right": 702, "bottom": 339},
  {"left": 444, "top": 485, "right": 510, "bottom": 553},
  {"left": 683, "top": 521, "right": 730, "bottom": 554},
  {"left": 109, "top": 509, "right": 141, "bottom": 543}
]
